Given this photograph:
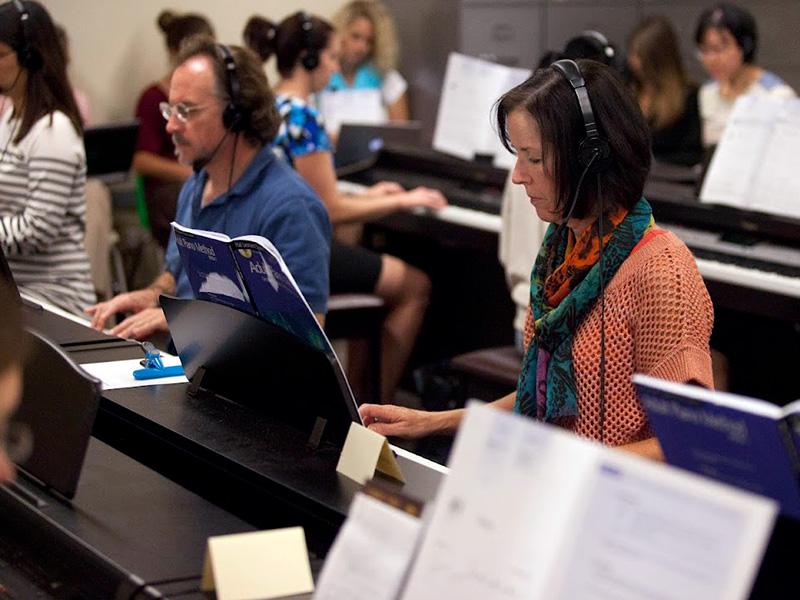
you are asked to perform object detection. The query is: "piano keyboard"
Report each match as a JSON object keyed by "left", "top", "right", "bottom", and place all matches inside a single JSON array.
[{"left": 337, "top": 181, "right": 800, "bottom": 300}]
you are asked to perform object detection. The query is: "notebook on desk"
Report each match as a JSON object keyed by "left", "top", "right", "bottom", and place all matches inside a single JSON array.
[
  {"left": 335, "top": 122, "right": 422, "bottom": 175},
  {"left": 84, "top": 120, "right": 139, "bottom": 178}
]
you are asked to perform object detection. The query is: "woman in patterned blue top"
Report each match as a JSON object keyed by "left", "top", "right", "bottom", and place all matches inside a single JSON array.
[{"left": 244, "top": 12, "right": 447, "bottom": 404}]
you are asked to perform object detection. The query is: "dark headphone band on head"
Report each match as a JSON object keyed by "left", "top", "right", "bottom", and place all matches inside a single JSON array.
[
  {"left": 12, "top": 0, "right": 42, "bottom": 72},
  {"left": 217, "top": 44, "right": 245, "bottom": 132},
  {"left": 551, "top": 59, "right": 611, "bottom": 174},
  {"left": 299, "top": 12, "right": 319, "bottom": 71}
]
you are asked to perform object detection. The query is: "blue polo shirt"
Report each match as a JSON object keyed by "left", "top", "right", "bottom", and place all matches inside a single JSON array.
[{"left": 164, "top": 144, "right": 331, "bottom": 313}]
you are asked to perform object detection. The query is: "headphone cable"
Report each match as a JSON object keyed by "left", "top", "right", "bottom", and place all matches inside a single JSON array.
[{"left": 597, "top": 173, "right": 606, "bottom": 444}]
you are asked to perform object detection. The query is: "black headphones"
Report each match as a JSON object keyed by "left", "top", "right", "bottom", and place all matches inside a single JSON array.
[
  {"left": 551, "top": 59, "right": 611, "bottom": 174},
  {"left": 217, "top": 44, "right": 246, "bottom": 132},
  {"left": 12, "top": 0, "right": 42, "bottom": 72},
  {"left": 299, "top": 12, "right": 319, "bottom": 71}
]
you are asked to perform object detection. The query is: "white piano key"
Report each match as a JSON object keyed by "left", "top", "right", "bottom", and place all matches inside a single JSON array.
[{"left": 696, "top": 258, "right": 800, "bottom": 299}]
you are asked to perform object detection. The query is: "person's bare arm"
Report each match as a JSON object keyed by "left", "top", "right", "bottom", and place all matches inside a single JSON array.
[
  {"left": 387, "top": 92, "right": 410, "bottom": 122},
  {"left": 132, "top": 151, "right": 192, "bottom": 183},
  {"left": 359, "top": 391, "right": 517, "bottom": 439},
  {"left": 85, "top": 272, "right": 176, "bottom": 331},
  {"left": 294, "top": 152, "right": 446, "bottom": 225},
  {"left": 619, "top": 437, "right": 664, "bottom": 461}
]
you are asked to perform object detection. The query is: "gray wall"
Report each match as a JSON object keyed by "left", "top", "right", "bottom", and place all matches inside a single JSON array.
[{"left": 387, "top": 0, "right": 800, "bottom": 145}]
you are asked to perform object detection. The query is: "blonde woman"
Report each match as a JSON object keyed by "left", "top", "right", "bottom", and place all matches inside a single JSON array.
[
  {"left": 318, "top": 0, "right": 408, "bottom": 134},
  {"left": 627, "top": 16, "right": 702, "bottom": 167}
]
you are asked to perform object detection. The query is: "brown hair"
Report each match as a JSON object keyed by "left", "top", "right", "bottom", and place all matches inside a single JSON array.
[
  {"left": 243, "top": 11, "right": 334, "bottom": 78},
  {"left": 628, "top": 16, "right": 694, "bottom": 130},
  {"left": 157, "top": 9, "right": 214, "bottom": 54},
  {"left": 0, "top": 1, "right": 82, "bottom": 143},
  {"left": 496, "top": 60, "right": 651, "bottom": 220},
  {"left": 176, "top": 36, "right": 280, "bottom": 147}
]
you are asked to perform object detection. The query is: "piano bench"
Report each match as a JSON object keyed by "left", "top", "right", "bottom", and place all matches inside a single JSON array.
[
  {"left": 449, "top": 345, "right": 521, "bottom": 400},
  {"left": 324, "top": 293, "right": 385, "bottom": 404}
]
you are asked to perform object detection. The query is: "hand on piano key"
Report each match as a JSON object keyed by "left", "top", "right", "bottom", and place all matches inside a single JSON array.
[
  {"left": 366, "top": 180, "right": 405, "bottom": 196},
  {"left": 397, "top": 186, "right": 448, "bottom": 212}
]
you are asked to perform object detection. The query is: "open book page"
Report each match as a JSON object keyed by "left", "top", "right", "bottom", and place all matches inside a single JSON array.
[
  {"left": 635, "top": 374, "right": 800, "bottom": 520},
  {"left": 171, "top": 222, "right": 253, "bottom": 315},
  {"left": 232, "top": 235, "right": 328, "bottom": 352},
  {"left": 699, "top": 95, "right": 787, "bottom": 210},
  {"left": 544, "top": 454, "right": 776, "bottom": 600},
  {"left": 433, "top": 52, "right": 531, "bottom": 162},
  {"left": 400, "top": 402, "right": 776, "bottom": 600},
  {"left": 317, "top": 88, "right": 386, "bottom": 137},
  {"left": 749, "top": 98, "right": 800, "bottom": 219},
  {"left": 314, "top": 493, "right": 422, "bottom": 600}
]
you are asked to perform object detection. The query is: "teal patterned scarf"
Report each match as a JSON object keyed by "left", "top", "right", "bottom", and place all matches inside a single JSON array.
[{"left": 514, "top": 197, "right": 653, "bottom": 420}]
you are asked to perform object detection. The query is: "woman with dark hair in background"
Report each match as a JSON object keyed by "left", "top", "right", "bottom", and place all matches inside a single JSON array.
[
  {"left": 361, "top": 60, "right": 714, "bottom": 459},
  {"left": 695, "top": 2, "right": 794, "bottom": 148},
  {"left": 133, "top": 10, "right": 214, "bottom": 249},
  {"left": 0, "top": 0, "right": 95, "bottom": 315},
  {"left": 628, "top": 16, "right": 703, "bottom": 167},
  {"left": 244, "top": 12, "right": 447, "bottom": 404}
]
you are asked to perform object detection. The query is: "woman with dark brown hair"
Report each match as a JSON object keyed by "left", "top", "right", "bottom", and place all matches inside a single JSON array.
[
  {"left": 627, "top": 16, "right": 703, "bottom": 166},
  {"left": 0, "top": 0, "right": 94, "bottom": 316},
  {"left": 132, "top": 9, "right": 214, "bottom": 249},
  {"left": 361, "top": 60, "right": 714, "bottom": 459}
]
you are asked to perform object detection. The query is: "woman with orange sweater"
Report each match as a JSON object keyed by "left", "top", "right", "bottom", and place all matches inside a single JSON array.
[{"left": 360, "top": 60, "right": 714, "bottom": 460}]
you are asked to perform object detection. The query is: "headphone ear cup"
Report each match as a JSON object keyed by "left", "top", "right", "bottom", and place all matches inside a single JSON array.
[
  {"left": 16, "top": 45, "right": 41, "bottom": 72},
  {"left": 579, "top": 137, "right": 612, "bottom": 174},
  {"left": 222, "top": 104, "right": 244, "bottom": 132},
  {"left": 301, "top": 51, "right": 319, "bottom": 71}
]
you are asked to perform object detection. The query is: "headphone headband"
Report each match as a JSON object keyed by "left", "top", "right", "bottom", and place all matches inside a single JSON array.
[
  {"left": 551, "top": 59, "right": 610, "bottom": 173},
  {"left": 299, "top": 12, "right": 319, "bottom": 71},
  {"left": 12, "top": 0, "right": 42, "bottom": 72},
  {"left": 217, "top": 44, "right": 246, "bottom": 132}
]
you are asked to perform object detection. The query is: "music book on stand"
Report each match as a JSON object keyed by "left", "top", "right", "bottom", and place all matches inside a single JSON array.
[{"left": 635, "top": 374, "right": 800, "bottom": 520}]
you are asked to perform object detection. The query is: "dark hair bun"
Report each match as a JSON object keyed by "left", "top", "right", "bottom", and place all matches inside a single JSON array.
[
  {"left": 157, "top": 10, "right": 177, "bottom": 33},
  {"left": 243, "top": 15, "right": 277, "bottom": 63}
]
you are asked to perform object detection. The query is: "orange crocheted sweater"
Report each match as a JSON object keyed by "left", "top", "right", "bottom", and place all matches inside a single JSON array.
[{"left": 523, "top": 228, "right": 714, "bottom": 446}]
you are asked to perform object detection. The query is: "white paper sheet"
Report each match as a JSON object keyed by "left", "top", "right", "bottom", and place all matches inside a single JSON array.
[
  {"left": 80, "top": 355, "right": 187, "bottom": 390},
  {"left": 314, "top": 493, "right": 422, "bottom": 600},
  {"left": 399, "top": 403, "right": 776, "bottom": 600},
  {"left": 318, "top": 88, "right": 386, "bottom": 136},
  {"left": 700, "top": 95, "right": 800, "bottom": 220},
  {"left": 433, "top": 52, "right": 530, "bottom": 164}
]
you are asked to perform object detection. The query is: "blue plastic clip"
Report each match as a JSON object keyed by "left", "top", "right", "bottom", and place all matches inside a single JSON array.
[{"left": 133, "top": 342, "right": 185, "bottom": 380}]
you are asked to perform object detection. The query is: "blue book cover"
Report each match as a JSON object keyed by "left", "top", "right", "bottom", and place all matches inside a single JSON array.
[
  {"left": 172, "top": 223, "right": 254, "bottom": 315},
  {"left": 635, "top": 374, "right": 800, "bottom": 520},
  {"left": 231, "top": 238, "right": 327, "bottom": 352}
]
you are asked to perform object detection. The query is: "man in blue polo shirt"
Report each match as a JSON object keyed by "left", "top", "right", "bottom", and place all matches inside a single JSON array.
[{"left": 86, "top": 37, "right": 330, "bottom": 338}]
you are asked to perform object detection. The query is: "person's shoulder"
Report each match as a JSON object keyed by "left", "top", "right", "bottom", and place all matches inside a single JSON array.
[
  {"left": 757, "top": 71, "right": 796, "bottom": 97},
  {"left": 356, "top": 63, "right": 383, "bottom": 85},
  {"left": 277, "top": 94, "right": 322, "bottom": 124},
  {"left": 262, "top": 151, "right": 321, "bottom": 200},
  {"left": 626, "top": 228, "right": 698, "bottom": 279},
  {"left": 137, "top": 84, "right": 166, "bottom": 105},
  {"left": 30, "top": 111, "right": 82, "bottom": 150}
]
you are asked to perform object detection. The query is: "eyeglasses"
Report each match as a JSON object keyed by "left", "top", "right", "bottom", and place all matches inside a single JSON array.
[
  {"left": 696, "top": 41, "right": 735, "bottom": 58},
  {"left": 159, "top": 101, "right": 211, "bottom": 123},
  {"left": 1, "top": 421, "right": 33, "bottom": 464}
]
